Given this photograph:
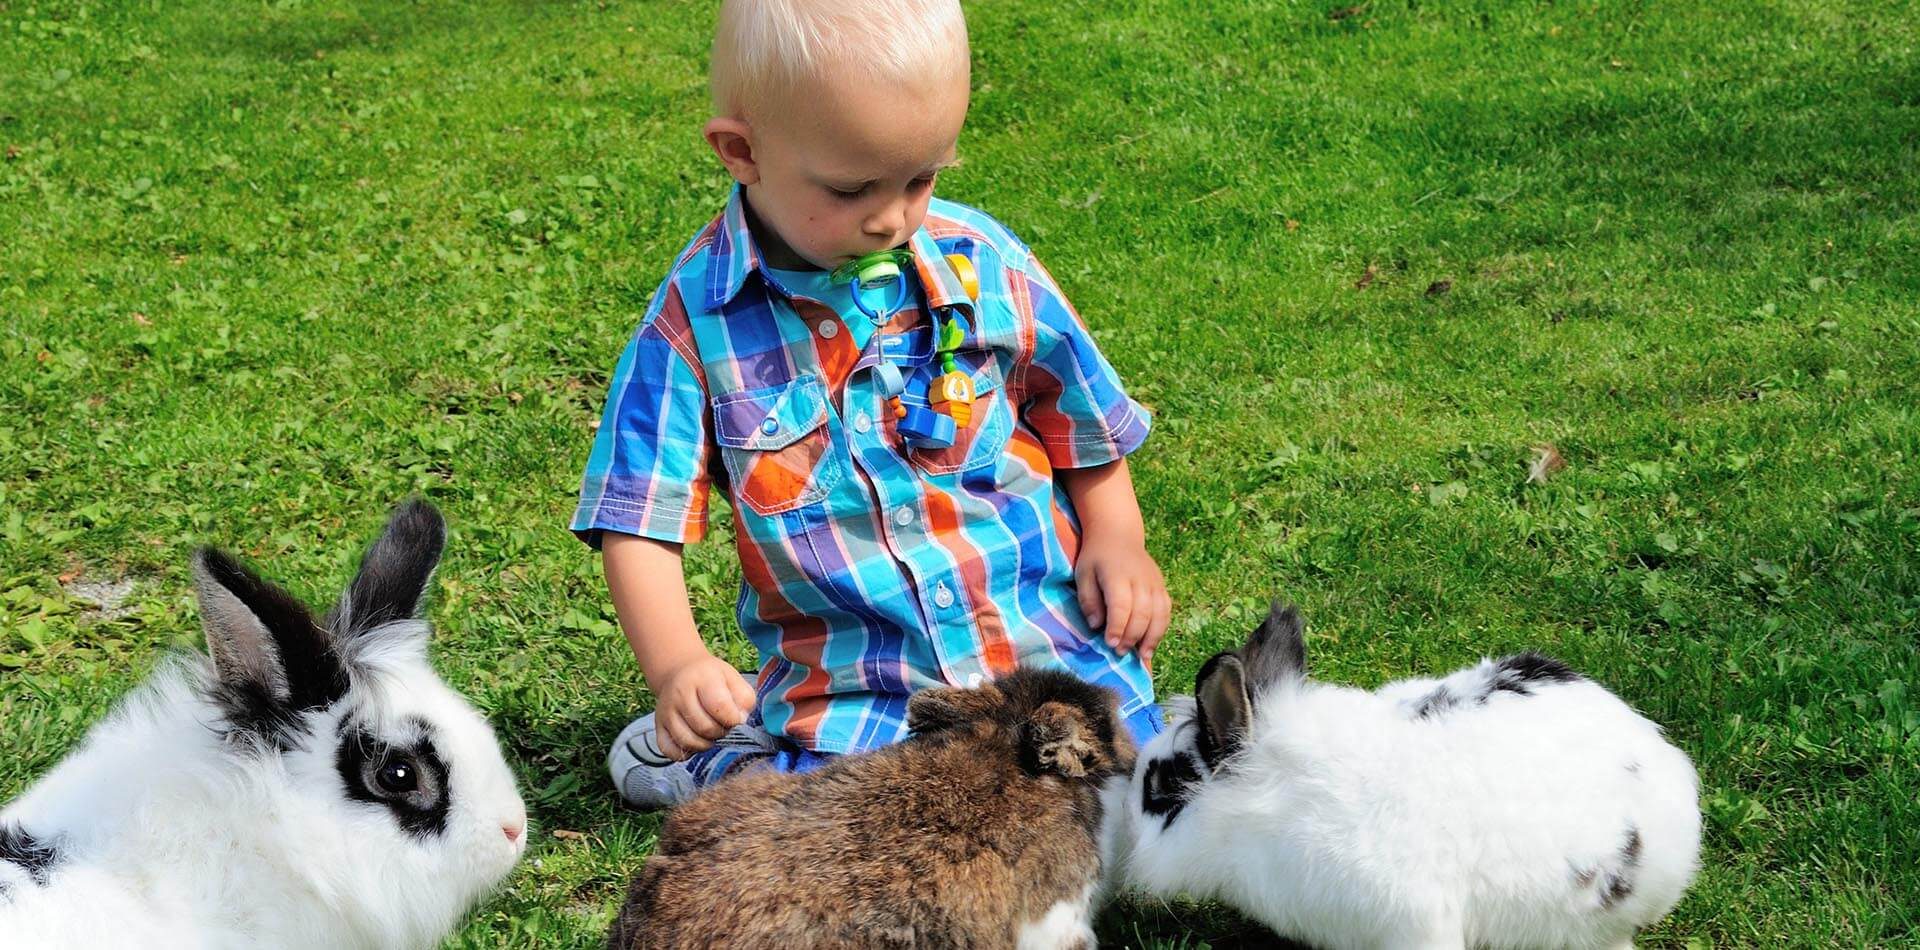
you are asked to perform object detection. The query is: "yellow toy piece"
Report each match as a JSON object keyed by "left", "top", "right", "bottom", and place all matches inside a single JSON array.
[
  {"left": 929, "top": 370, "right": 975, "bottom": 428},
  {"left": 944, "top": 252, "right": 980, "bottom": 302}
]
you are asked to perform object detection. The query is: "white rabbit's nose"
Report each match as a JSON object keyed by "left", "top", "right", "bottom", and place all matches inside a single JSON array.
[{"left": 502, "top": 822, "right": 524, "bottom": 844}]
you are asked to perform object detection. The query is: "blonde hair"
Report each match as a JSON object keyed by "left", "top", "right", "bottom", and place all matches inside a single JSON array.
[{"left": 710, "top": 0, "right": 969, "bottom": 119}]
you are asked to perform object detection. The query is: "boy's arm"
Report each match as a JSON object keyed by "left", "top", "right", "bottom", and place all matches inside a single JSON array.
[
  {"left": 1059, "top": 457, "right": 1170, "bottom": 666},
  {"left": 1003, "top": 241, "right": 1166, "bottom": 665},
  {"left": 603, "top": 532, "right": 756, "bottom": 759},
  {"left": 572, "top": 280, "right": 748, "bottom": 758}
]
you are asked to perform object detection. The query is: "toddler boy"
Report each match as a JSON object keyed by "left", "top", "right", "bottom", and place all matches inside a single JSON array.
[{"left": 574, "top": 0, "right": 1169, "bottom": 807}]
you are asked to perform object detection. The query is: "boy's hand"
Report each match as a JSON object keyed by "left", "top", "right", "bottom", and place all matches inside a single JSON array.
[
  {"left": 649, "top": 652, "right": 757, "bottom": 760},
  {"left": 1074, "top": 540, "right": 1171, "bottom": 667}
]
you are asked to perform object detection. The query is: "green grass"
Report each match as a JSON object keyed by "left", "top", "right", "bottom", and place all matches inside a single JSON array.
[{"left": 3, "top": 0, "right": 1917, "bottom": 945}]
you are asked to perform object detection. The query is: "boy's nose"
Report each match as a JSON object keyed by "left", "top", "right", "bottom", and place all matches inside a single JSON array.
[{"left": 864, "top": 200, "right": 907, "bottom": 239}]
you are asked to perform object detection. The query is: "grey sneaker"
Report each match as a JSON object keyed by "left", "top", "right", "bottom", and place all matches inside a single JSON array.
[{"left": 607, "top": 712, "right": 777, "bottom": 810}]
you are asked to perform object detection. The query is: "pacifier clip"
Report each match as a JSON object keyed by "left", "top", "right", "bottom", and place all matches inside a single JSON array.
[{"left": 831, "top": 249, "right": 981, "bottom": 450}]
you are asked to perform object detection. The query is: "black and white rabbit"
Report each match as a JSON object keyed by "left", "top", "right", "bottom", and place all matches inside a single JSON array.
[
  {"left": 1106, "top": 603, "right": 1701, "bottom": 950},
  {"left": 0, "top": 500, "right": 527, "bottom": 949}
]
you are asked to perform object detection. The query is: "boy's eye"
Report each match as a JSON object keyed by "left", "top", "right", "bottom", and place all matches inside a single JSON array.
[
  {"left": 828, "top": 183, "right": 870, "bottom": 199},
  {"left": 909, "top": 174, "right": 936, "bottom": 191}
]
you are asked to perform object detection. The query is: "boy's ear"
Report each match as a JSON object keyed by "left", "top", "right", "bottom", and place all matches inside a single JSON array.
[{"left": 703, "top": 117, "right": 760, "bottom": 186}]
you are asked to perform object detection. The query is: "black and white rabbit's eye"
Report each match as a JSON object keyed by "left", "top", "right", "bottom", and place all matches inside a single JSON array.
[
  {"left": 376, "top": 757, "right": 418, "bottom": 794},
  {"left": 337, "top": 722, "right": 452, "bottom": 838}
]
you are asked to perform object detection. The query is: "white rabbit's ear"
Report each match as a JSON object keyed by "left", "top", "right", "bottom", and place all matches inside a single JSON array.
[
  {"left": 1240, "top": 601, "right": 1307, "bottom": 695},
  {"left": 192, "top": 548, "right": 348, "bottom": 739},
  {"left": 1193, "top": 652, "right": 1252, "bottom": 768},
  {"left": 330, "top": 499, "right": 445, "bottom": 648}
]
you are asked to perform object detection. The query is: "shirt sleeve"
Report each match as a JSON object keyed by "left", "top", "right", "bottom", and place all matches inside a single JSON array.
[
  {"left": 1012, "top": 250, "right": 1152, "bottom": 469},
  {"left": 571, "top": 284, "right": 714, "bottom": 548}
]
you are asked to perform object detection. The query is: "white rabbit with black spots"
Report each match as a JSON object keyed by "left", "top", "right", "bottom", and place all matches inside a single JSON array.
[
  {"left": 1107, "top": 602, "right": 1701, "bottom": 950},
  {"left": 0, "top": 500, "right": 527, "bottom": 950}
]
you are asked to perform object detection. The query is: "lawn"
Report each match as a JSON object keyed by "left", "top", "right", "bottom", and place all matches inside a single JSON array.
[{"left": 3, "top": 0, "right": 1917, "bottom": 946}]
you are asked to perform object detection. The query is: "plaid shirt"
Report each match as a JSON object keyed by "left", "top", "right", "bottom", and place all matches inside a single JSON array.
[{"left": 574, "top": 187, "right": 1159, "bottom": 756}]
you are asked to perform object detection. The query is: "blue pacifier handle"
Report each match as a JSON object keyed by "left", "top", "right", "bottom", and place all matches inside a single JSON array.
[
  {"left": 835, "top": 250, "right": 916, "bottom": 328},
  {"left": 850, "top": 273, "right": 911, "bottom": 327}
]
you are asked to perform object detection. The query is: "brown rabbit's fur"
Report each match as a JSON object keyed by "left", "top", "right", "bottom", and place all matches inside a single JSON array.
[{"left": 606, "top": 669, "right": 1136, "bottom": 950}]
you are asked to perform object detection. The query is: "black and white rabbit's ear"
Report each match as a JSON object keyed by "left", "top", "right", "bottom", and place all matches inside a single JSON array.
[
  {"left": 192, "top": 547, "right": 347, "bottom": 715},
  {"left": 1240, "top": 600, "right": 1307, "bottom": 694},
  {"left": 331, "top": 499, "right": 445, "bottom": 646},
  {"left": 1193, "top": 652, "right": 1252, "bottom": 768}
]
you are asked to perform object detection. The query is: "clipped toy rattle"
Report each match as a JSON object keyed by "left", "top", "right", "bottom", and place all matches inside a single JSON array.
[{"left": 832, "top": 248, "right": 982, "bottom": 450}]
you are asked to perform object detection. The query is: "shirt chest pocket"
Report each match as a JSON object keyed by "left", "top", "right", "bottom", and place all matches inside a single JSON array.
[
  {"left": 714, "top": 374, "right": 845, "bottom": 517},
  {"left": 911, "top": 354, "right": 1013, "bottom": 477}
]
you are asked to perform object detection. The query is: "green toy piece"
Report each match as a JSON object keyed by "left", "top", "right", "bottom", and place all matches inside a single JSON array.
[{"left": 935, "top": 307, "right": 969, "bottom": 374}]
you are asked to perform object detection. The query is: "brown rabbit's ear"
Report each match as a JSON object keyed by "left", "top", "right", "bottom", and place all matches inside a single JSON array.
[
  {"left": 908, "top": 683, "right": 1004, "bottom": 735},
  {"left": 1017, "top": 701, "right": 1109, "bottom": 779}
]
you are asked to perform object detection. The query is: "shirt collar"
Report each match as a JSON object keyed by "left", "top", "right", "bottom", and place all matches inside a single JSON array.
[
  {"left": 703, "top": 184, "right": 976, "bottom": 320},
  {"left": 701, "top": 185, "right": 762, "bottom": 312},
  {"left": 908, "top": 225, "right": 973, "bottom": 316}
]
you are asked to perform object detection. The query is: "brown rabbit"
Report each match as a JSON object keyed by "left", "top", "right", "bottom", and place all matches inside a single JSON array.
[{"left": 605, "top": 668, "right": 1136, "bottom": 950}]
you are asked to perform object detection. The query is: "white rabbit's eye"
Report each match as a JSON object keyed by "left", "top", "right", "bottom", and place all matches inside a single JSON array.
[
  {"left": 1141, "top": 753, "right": 1203, "bottom": 825},
  {"left": 377, "top": 759, "right": 418, "bottom": 794}
]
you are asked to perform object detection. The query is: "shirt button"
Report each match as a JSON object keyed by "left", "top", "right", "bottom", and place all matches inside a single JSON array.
[
  {"left": 817, "top": 320, "right": 840, "bottom": 339},
  {"left": 933, "top": 582, "right": 955, "bottom": 609},
  {"left": 760, "top": 417, "right": 779, "bottom": 436},
  {"left": 853, "top": 412, "right": 873, "bottom": 433},
  {"left": 967, "top": 673, "right": 985, "bottom": 688},
  {"left": 893, "top": 506, "right": 914, "bottom": 527}
]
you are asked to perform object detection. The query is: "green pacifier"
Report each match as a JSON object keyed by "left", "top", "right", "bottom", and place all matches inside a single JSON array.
[{"left": 832, "top": 249, "right": 916, "bottom": 326}]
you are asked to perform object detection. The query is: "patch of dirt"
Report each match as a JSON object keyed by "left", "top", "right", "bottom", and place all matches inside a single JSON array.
[{"left": 64, "top": 576, "right": 138, "bottom": 619}]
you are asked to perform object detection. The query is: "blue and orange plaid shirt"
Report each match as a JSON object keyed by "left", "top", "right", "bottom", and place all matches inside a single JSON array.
[{"left": 573, "top": 187, "right": 1160, "bottom": 760}]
